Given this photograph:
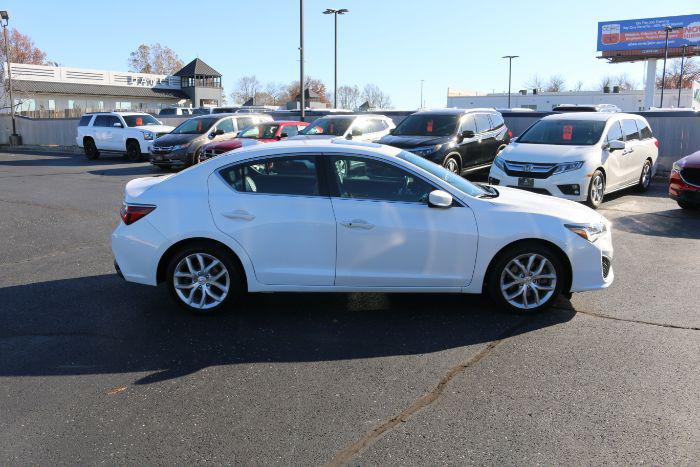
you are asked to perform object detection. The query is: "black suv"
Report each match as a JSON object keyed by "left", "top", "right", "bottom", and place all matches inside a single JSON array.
[{"left": 378, "top": 109, "right": 511, "bottom": 175}]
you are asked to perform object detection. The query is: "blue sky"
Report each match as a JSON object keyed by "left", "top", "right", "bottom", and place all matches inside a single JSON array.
[{"left": 5, "top": 0, "right": 698, "bottom": 108}]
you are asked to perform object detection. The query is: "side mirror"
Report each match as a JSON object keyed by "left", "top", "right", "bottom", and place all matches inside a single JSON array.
[
  {"left": 352, "top": 128, "right": 363, "bottom": 137},
  {"left": 113, "top": 122, "right": 123, "bottom": 128},
  {"left": 279, "top": 133, "right": 289, "bottom": 139},
  {"left": 460, "top": 130, "right": 475, "bottom": 139},
  {"left": 389, "top": 128, "right": 396, "bottom": 135},
  {"left": 428, "top": 190, "right": 453, "bottom": 208},
  {"left": 608, "top": 140, "right": 625, "bottom": 151}
]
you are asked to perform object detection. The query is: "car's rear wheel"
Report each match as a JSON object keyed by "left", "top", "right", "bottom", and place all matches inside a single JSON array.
[
  {"left": 125, "top": 141, "right": 142, "bottom": 162},
  {"left": 84, "top": 138, "right": 99, "bottom": 160},
  {"left": 637, "top": 160, "right": 652, "bottom": 192},
  {"left": 166, "top": 243, "right": 244, "bottom": 315},
  {"left": 677, "top": 200, "right": 697, "bottom": 210},
  {"left": 487, "top": 243, "right": 565, "bottom": 313},
  {"left": 443, "top": 154, "right": 461, "bottom": 174},
  {"left": 586, "top": 170, "right": 605, "bottom": 209}
]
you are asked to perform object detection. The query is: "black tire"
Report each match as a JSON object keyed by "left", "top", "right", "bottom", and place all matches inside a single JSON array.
[
  {"left": 443, "top": 154, "right": 461, "bottom": 174},
  {"left": 125, "top": 140, "right": 142, "bottom": 162},
  {"left": 84, "top": 138, "right": 99, "bottom": 160},
  {"left": 190, "top": 148, "right": 202, "bottom": 167},
  {"left": 637, "top": 159, "right": 652, "bottom": 192},
  {"left": 165, "top": 242, "right": 245, "bottom": 315},
  {"left": 586, "top": 170, "right": 605, "bottom": 209},
  {"left": 487, "top": 242, "right": 566, "bottom": 314},
  {"left": 677, "top": 200, "right": 697, "bottom": 210}
]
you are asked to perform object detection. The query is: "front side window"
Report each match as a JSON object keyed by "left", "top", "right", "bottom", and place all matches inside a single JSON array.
[
  {"left": 397, "top": 151, "right": 487, "bottom": 198},
  {"left": 240, "top": 123, "right": 280, "bottom": 139},
  {"left": 459, "top": 115, "right": 476, "bottom": 133},
  {"left": 301, "top": 117, "right": 352, "bottom": 136},
  {"left": 235, "top": 117, "right": 254, "bottom": 131},
  {"left": 217, "top": 118, "right": 234, "bottom": 133},
  {"left": 606, "top": 121, "right": 624, "bottom": 143},
  {"left": 220, "top": 156, "right": 319, "bottom": 196},
  {"left": 518, "top": 119, "right": 606, "bottom": 146},
  {"left": 329, "top": 155, "right": 434, "bottom": 203},
  {"left": 123, "top": 114, "right": 160, "bottom": 127},
  {"left": 172, "top": 117, "right": 218, "bottom": 134},
  {"left": 474, "top": 113, "right": 492, "bottom": 133},
  {"left": 392, "top": 114, "right": 458, "bottom": 137},
  {"left": 281, "top": 125, "right": 298, "bottom": 137},
  {"left": 622, "top": 119, "right": 640, "bottom": 141}
]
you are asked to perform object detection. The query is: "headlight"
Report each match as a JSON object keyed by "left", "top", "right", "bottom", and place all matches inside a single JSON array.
[
  {"left": 493, "top": 155, "right": 506, "bottom": 171},
  {"left": 411, "top": 144, "right": 443, "bottom": 156},
  {"left": 672, "top": 161, "right": 683, "bottom": 173},
  {"left": 142, "top": 131, "right": 154, "bottom": 141},
  {"left": 552, "top": 161, "right": 584, "bottom": 175},
  {"left": 565, "top": 222, "right": 607, "bottom": 243}
]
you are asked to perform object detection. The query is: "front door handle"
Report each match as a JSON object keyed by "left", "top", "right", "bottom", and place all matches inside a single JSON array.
[
  {"left": 340, "top": 219, "right": 374, "bottom": 230},
  {"left": 222, "top": 209, "right": 255, "bottom": 221}
]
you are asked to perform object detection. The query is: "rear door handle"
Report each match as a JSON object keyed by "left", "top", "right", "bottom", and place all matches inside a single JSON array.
[
  {"left": 222, "top": 209, "right": 255, "bottom": 221},
  {"left": 340, "top": 219, "right": 374, "bottom": 230}
]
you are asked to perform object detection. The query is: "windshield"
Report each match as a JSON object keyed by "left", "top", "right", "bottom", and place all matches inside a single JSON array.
[
  {"left": 393, "top": 114, "right": 458, "bottom": 137},
  {"left": 301, "top": 118, "right": 352, "bottom": 136},
  {"left": 398, "top": 151, "right": 488, "bottom": 198},
  {"left": 171, "top": 117, "right": 218, "bottom": 135},
  {"left": 518, "top": 119, "right": 606, "bottom": 145},
  {"left": 123, "top": 114, "right": 160, "bottom": 127},
  {"left": 240, "top": 123, "right": 279, "bottom": 139}
]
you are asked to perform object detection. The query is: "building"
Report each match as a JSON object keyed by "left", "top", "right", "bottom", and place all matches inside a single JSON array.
[
  {"left": 446, "top": 83, "right": 700, "bottom": 112},
  {"left": 3, "top": 58, "right": 223, "bottom": 117}
]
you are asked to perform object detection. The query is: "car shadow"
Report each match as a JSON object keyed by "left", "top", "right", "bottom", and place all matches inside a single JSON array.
[
  {"left": 0, "top": 152, "right": 145, "bottom": 168},
  {"left": 88, "top": 166, "right": 165, "bottom": 177},
  {"left": 0, "top": 274, "right": 575, "bottom": 385},
  {"left": 611, "top": 208, "right": 700, "bottom": 239}
]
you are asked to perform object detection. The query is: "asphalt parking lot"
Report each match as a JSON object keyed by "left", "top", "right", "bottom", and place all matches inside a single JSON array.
[{"left": 0, "top": 150, "right": 698, "bottom": 465}]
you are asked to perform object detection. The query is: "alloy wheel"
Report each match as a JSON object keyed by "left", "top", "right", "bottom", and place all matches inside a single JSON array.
[
  {"left": 173, "top": 253, "right": 230, "bottom": 310},
  {"left": 590, "top": 175, "right": 604, "bottom": 205},
  {"left": 499, "top": 253, "right": 557, "bottom": 310},
  {"left": 641, "top": 163, "right": 651, "bottom": 188},
  {"left": 445, "top": 157, "right": 459, "bottom": 174}
]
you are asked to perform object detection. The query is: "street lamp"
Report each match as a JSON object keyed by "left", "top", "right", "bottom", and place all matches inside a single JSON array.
[
  {"left": 420, "top": 79, "right": 424, "bottom": 108},
  {"left": 677, "top": 44, "right": 688, "bottom": 107},
  {"left": 299, "top": 0, "right": 305, "bottom": 119},
  {"left": 0, "top": 10, "right": 17, "bottom": 143},
  {"left": 502, "top": 55, "right": 519, "bottom": 109},
  {"left": 660, "top": 24, "right": 681, "bottom": 108},
  {"left": 323, "top": 8, "right": 349, "bottom": 109}
]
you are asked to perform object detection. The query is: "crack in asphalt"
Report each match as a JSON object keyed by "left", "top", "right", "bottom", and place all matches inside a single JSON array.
[
  {"left": 566, "top": 307, "right": 700, "bottom": 331},
  {"left": 326, "top": 319, "right": 528, "bottom": 467}
]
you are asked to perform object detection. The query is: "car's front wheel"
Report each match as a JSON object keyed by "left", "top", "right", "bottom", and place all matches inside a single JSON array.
[
  {"left": 443, "top": 154, "right": 461, "bottom": 174},
  {"left": 487, "top": 243, "right": 565, "bottom": 313},
  {"left": 166, "top": 243, "right": 244, "bottom": 315},
  {"left": 677, "top": 200, "right": 698, "bottom": 210},
  {"left": 586, "top": 170, "right": 605, "bottom": 209}
]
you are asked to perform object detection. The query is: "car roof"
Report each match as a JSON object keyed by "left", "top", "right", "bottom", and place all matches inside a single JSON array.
[
  {"left": 415, "top": 108, "right": 497, "bottom": 115},
  {"left": 210, "top": 138, "right": 401, "bottom": 161},
  {"left": 541, "top": 112, "right": 639, "bottom": 122},
  {"left": 189, "top": 113, "right": 269, "bottom": 119}
]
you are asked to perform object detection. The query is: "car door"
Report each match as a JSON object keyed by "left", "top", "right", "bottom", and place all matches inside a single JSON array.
[
  {"left": 211, "top": 117, "right": 235, "bottom": 142},
  {"left": 279, "top": 123, "right": 299, "bottom": 139},
  {"left": 603, "top": 120, "right": 626, "bottom": 189},
  {"left": 107, "top": 115, "right": 126, "bottom": 151},
  {"left": 474, "top": 113, "right": 497, "bottom": 165},
  {"left": 208, "top": 154, "right": 336, "bottom": 286},
  {"left": 92, "top": 115, "right": 114, "bottom": 150},
  {"left": 327, "top": 153, "right": 478, "bottom": 288},
  {"left": 621, "top": 119, "right": 642, "bottom": 185},
  {"left": 456, "top": 114, "right": 480, "bottom": 169}
]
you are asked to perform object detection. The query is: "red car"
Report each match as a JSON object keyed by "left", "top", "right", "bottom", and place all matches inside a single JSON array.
[
  {"left": 200, "top": 120, "right": 309, "bottom": 161},
  {"left": 669, "top": 150, "right": 700, "bottom": 210}
]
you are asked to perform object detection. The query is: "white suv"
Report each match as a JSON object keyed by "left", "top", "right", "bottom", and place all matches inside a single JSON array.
[
  {"left": 489, "top": 112, "right": 658, "bottom": 208},
  {"left": 76, "top": 112, "right": 175, "bottom": 162}
]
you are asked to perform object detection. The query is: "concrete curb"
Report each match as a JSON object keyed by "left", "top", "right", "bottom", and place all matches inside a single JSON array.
[{"left": 0, "top": 144, "right": 82, "bottom": 155}]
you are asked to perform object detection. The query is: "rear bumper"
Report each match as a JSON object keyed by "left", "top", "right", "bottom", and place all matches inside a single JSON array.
[{"left": 114, "top": 259, "right": 124, "bottom": 279}]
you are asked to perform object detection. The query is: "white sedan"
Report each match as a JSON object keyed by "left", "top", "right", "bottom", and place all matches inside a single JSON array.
[{"left": 112, "top": 139, "right": 613, "bottom": 314}]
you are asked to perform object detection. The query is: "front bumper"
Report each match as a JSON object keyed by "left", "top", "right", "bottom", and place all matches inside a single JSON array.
[
  {"left": 568, "top": 223, "right": 614, "bottom": 292},
  {"left": 150, "top": 147, "right": 190, "bottom": 167},
  {"left": 669, "top": 171, "right": 700, "bottom": 204},
  {"left": 489, "top": 164, "right": 589, "bottom": 202}
]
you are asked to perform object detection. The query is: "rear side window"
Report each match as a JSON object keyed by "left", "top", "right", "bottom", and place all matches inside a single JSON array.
[
  {"left": 622, "top": 119, "right": 640, "bottom": 141},
  {"left": 220, "top": 156, "right": 319, "bottom": 196},
  {"left": 606, "top": 121, "right": 624, "bottom": 143},
  {"left": 489, "top": 113, "right": 505, "bottom": 129},
  {"left": 637, "top": 120, "right": 653, "bottom": 139},
  {"left": 159, "top": 108, "right": 175, "bottom": 116},
  {"left": 474, "top": 113, "right": 492, "bottom": 132},
  {"left": 79, "top": 115, "right": 92, "bottom": 126},
  {"left": 93, "top": 115, "right": 113, "bottom": 127}
]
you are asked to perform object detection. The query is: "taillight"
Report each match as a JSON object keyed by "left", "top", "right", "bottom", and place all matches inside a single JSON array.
[
  {"left": 654, "top": 138, "right": 660, "bottom": 148},
  {"left": 508, "top": 130, "right": 513, "bottom": 139},
  {"left": 120, "top": 203, "right": 155, "bottom": 225}
]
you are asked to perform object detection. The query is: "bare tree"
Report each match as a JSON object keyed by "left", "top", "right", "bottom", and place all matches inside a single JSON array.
[
  {"left": 572, "top": 80, "right": 585, "bottom": 92},
  {"left": 231, "top": 75, "right": 262, "bottom": 104},
  {"left": 336, "top": 85, "right": 361, "bottom": 109},
  {"left": 128, "top": 43, "right": 183, "bottom": 75},
  {"left": 264, "top": 82, "right": 287, "bottom": 105},
  {"left": 614, "top": 73, "right": 637, "bottom": 90},
  {"left": 544, "top": 75, "right": 565, "bottom": 92},
  {"left": 599, "top": 75, "right": 613, "bottom": 91},
  {"left": 524, "top": 75, "right": 544, "bottom": 91},
  {"left": 362, "top": 83, "right": 392, "bottom": 108},
  {"left": 656, "top": 57, "right": 700, "bottom": 89}
]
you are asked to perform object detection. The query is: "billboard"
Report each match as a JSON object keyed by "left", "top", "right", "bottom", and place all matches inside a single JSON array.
[{"left": 597, "top": 14, "right": 700, "bottom": 52}]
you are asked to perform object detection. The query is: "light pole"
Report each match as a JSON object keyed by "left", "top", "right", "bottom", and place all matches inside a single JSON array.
[
  {"left": 660, "top": 25, "right": 681, "bottom": 108},
  {"left": 677, "top": 44, "right": 688, "bottom": 107},
  {"left": 502, "top": 55, "right": 518, "bottom": 108},
  {"left": 420, "top": 79, "right": 424, "bottom": 108},
  {"left": 299, "top": 0, "right": 305, "bottom": 120},
  {"left": 323, "top": 8, "right": 348, "bottom": 109},
  {"left": 1, "top": 10, "right": 17, "bottom": 142}
]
